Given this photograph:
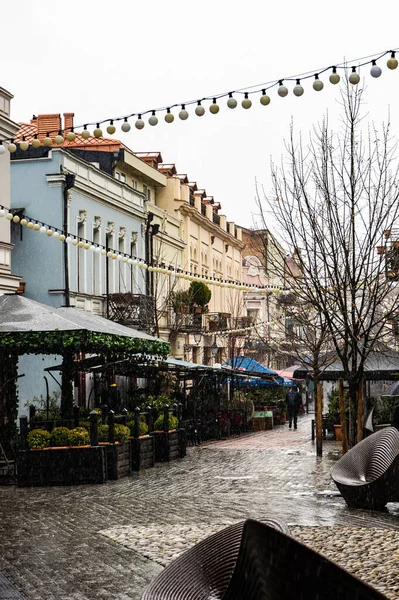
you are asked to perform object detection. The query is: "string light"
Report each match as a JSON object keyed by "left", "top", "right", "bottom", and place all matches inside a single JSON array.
[
  {"left": 370, "top": 60, "right": 382, "bottom": 78},
  {"left": 349, "top": 66, "right": 360, "bottom": 85},
  {"left": 179, "top": 105, "right": 189, "bottom": 120},
  {"left": 0, "top": 48, "right": 396, "bottom": 152},
  {"left": 329, "top": 67, "right": 340, "bottom": 85},
  {"left": 387, "top": 51, "right": 398, "bottom": 70},
  {"left": 313, "top": 74, "right": 324, "bottom": 91},
  {"left": 1, "top": 203, "right": 290, "bottom": 294},
  {"left": 209, "top": 99, "right": 220, "bottom": 114},
  {"left": 227, "top": 93, "right": 237, "bottom": 109},
  {"left": 293, "top": 79, "right": 304, "bottom": 97},
  {"left": 277, "top": 81, "right": 288, "bottom": 97},
  {"left": 241, "top": 93, "right": 252, "bottom": 109},
  {"left": 195, "top": 101, "right": 205, "bottom": 116}
]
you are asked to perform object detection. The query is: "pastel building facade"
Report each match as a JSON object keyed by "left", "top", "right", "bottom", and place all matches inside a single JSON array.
[{"left": 0, "top": 86, "right": 20, "bottom": 294}]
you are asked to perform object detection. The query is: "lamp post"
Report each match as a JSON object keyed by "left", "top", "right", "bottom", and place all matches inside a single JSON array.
[{"left": 145, "top": 213, "right": 160, "bottom": 297}]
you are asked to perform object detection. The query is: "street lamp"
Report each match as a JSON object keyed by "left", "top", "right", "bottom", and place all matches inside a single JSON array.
[{"left": 210, "top": 338, "right": 219, "bottom": 359}]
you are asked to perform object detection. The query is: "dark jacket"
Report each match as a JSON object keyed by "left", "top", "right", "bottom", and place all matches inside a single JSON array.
[{"left": 286, "top": 390, "right": 302, "bottom": 411}]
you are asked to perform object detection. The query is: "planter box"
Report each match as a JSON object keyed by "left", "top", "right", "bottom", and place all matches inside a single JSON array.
[
  {"left": 152, "top": 429, "right": 187, "bottom": 462},
  {"left": 101, "top": 441, "right": 131, "bottom": 480},
  {"left": 17, "top": 447, "right": 107, "bottom": 487},
  {"left": 131, "top": 436, "right": 155, "bottom": 471}
]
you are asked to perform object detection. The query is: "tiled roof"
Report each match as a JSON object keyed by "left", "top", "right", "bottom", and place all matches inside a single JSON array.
[{"left": 14, "top": 122, "right": 123, "bottom": 152}]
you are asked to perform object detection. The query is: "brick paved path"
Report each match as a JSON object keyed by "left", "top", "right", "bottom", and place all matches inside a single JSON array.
[{"left": 0, "top": 413, "right": 397, "bottom": 600}]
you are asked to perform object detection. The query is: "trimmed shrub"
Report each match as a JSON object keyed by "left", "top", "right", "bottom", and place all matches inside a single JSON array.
[
  {"left": 50, "top": 427, "right": 70, "bottom": 447},
  {"left": 114, "top": 424, "right": 130, "bottom": 443},
  {"left": 98, "top": 424, "right": 109, "bottom": 442},
  {"left": 27, "top": 429, "right": 51, "bottom": 449},
  {"left": 127, "top": 419, "right": 149, "bottom": 437},
  {"left": 68, "top": 427, "right": 90, "bottom": 446},
  {"left": 153, "top": 414, "right": 179, "bottom": 431}
]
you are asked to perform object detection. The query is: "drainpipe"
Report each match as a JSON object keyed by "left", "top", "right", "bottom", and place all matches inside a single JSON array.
[{"left": 63, "top": 173, "right": 75, "bottom": 307}]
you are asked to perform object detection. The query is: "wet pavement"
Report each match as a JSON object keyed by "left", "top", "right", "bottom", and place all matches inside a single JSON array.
[{"left": 0, "top": 413, "right": 398, "bottom": 599}]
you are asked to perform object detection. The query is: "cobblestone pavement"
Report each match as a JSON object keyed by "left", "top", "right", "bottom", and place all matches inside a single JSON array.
[{"left": 0, "top": 413, "right": 398, "bottom": 600}]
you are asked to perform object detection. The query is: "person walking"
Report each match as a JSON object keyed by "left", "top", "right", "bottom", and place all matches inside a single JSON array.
[{"left": 286, "top": 386, "right": 302, "bottom": 430}]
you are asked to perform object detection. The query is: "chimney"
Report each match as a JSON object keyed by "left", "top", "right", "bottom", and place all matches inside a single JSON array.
[
  {"left": 63, "top": 112, "right": 74, "bottom": 132},
  {"left": 36, "top": 114, "right": 61, "bottom": 139}
]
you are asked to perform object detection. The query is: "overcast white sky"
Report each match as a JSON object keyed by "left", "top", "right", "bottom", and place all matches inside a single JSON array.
[{"left": 2, "top": 1, "right": 399, "bottom": 228}]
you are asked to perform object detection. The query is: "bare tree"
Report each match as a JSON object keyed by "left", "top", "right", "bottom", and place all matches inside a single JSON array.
[{"left": 257, "top": 80, "right": 399, "bottom": 447}]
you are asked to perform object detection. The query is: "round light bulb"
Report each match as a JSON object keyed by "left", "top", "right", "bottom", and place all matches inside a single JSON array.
[
  {"left": 39, "top": 226, "right": 47, "bottom": 234},
  {"left": 195, "top": 103, "right": 205, "bottom": 116},
  {"left": 227, "top": 96, "right": 237, "bottom": 109},
  {"left": 209, "top": 101, "right": 220, "bottom": 114},
  {"left": 0, "top": 145, "right": 6, "bottom": 155},
  {"left": 278, "top": 83, "right": 288, "bottom": 97},
  {"left": 106, "top": 251, "right": 113, "bottom": 258},
  {"left": 8, "top": 143, "right": 17, "bottom": 153},
  {"left": 59, "top": 234, "right": 66, "bottom": 241},
  {"left": 81, "top": 129, "right": 91, "bottom": 139},
  {"left": 106, "top": 123, "right": 116, "bottom": 134},
  {"left": 20, "top": 218, "right": 27, "bottom": 226},
  {"left": 33, "top": 223, "right": 40, "bottom": 231},
  {"left": 43, "top": 136, "right": 52, "bottom": 147},
  {"left": 83, "top": 242, "right": 90, "bottom": 250},
  {"left": 111, "top": 253, "right": 118, "bottom": 260},
  {"left": 179, "top": 107, "right": 189, "bottom": 120},
  {"left": 260, "top": 93, "right": 271, "bottom": 106},
  {"left": 27, "top": 222, "right": 34, "bottom": 229},
  {"left": 32, "top": 138, "right": 41, "bottom": 148},
  {"left": 370, "top": 64, "right": 382, "bottom": 78},
  {"left": 65, "top": 236, "right": 72, "bottom": 244},
  {"left": 121, "top": 120, "right": 131, "bottom": 132},
  {"left": 387, "top": 54, "right": 398, "bottom": 70},
  {"left": 148, "top": 114, "right": 158, "bottom": 126},
  {"left": 46, "top": 229, "right": 53, "bottom": 236},
  {"left": 127, "top": 258, "right": 133, "bottom": 265},
  {"left": 293, "top": 82, "right": 304, "bottom": 96},
  {"left": 95, "top": 246, "right": 102, "bottom": 254},
  {"left": 241, "top": 96, "right": 252, "bottom": 109},
  {"left": 72, "top": 239, "right": 78, "bottom": 246},
  {"left": 78, "top": 241, "right": 84, "bottom": 248},
  {"left": 12, "top": 215, "right": 20, "bottom": 223},
  {"left": 329, "top": 71, "right": 340, "bottom": 84},
  {"left": 135, "top": 117, "right": 145, "bottom": 130},
  {"left": 54, "top": 134, "right": 64, "bottom": 145},
  {"left": 313, "top": 77, "right": 324, "bottom": 91},
  {"left": 164, "top": 110, "right": 174, "bottom": 123},
  {"left": 19, "top": 141, "right": 29, "bottom": 151},
  {"left": 89, "top": 244, "right": 96, "bottom": 251},
  {"left": 93, "top": 127, "right": 102, "bottom": 138},
  {"left": 66, "top": 132, "right": 76, "bottom": 142},
  {"left": 349, "top": 69, "right": 360, "bottom": 85},
  {"left": 101, "top": 249, "right": 107, "bottom": 255},
  {"left": 52, "top": 231, "right": 59, "bottom": 239},
  {"left": 122, "top": 256, "right": 128, "bottom": 263}
]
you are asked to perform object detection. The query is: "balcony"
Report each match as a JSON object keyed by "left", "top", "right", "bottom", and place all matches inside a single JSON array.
[
  {"left": 107, "top": 293, "right": 155, "bottom": 333},
  {"left": 168, "top": 310, "right": 203, "bottom": 333}
]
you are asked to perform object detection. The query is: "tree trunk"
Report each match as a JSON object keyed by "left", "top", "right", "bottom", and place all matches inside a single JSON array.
[
  {"left": 348, "top": 382, "right": 358, "bottom": 448},
  {"left": 357, "top": 376, "right": 364, "bottom": 443},
  {"left": 61, "top": 349, "right": 75, "bottom": 419},
  {"left": 0, "top": 351, "right": 19, "bottom": 441},
  {"left": 338, "top": 378, "right": 348, "bottom": 454},
  {"left": 316, "top": 383, "right": 323, "bottom": 457}
]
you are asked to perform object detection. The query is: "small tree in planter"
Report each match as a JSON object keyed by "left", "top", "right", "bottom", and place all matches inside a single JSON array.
[
  {"left": 154, "top": 414, "right": 179, "bottom": 431},
  {"left": 188, "top": 281, "right": 211, "bottom": 313},
  {"left": 68, "top": 427, "right": 90, "bottom": 446}
]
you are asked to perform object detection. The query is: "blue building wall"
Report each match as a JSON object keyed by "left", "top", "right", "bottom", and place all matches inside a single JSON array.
[{"left": 10, "top": 148, "right": 148, "bottom": 411}]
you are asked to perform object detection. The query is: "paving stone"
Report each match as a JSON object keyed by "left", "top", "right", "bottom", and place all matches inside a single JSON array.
[{"left": 0, "top": 413, "right": 397, "bottom": 599}]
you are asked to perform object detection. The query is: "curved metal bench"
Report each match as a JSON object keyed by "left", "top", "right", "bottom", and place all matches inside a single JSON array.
[
  {"left": 331, "top": 426, "right": 399, "bottom": 510},
  {"left": 142, "top": 518, "right": 385, "bottom": 599}
]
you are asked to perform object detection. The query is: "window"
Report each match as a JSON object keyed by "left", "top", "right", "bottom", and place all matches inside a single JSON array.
[
  {"left": 115, "top": 171, "right": 126, "bottom": 183},
  {"left": 93, "top": 227, "right": 100, "bottom": 295},
  {"left": 115, "top": 171, "right": 120, "bottom": 180},
  {"left": 131, "top": 179, "right": 138, "bottom": 190},
  {"left": 120, "top": 173, "right": 126, "bottom": 183},
  {"left": 77, "top": 221, "right": 85, "bottom": 293}
]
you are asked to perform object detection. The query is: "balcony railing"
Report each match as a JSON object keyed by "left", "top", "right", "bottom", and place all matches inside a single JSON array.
[
  {"left": 168, "top": 310, "right": 203, "bottom": 332},
  {"left": 212, "top": 212, "right": 220, "bottom": 226},
  {"left": 107, "top": 293, "right": 155, "bottom": 333}
]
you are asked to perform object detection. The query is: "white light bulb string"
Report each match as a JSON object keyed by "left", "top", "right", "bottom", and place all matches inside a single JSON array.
[
  {"left": 0, "top": 204, "right": 288, "bottom": 294},
  {"left": 0, "top": 48, "right": 397, "bottom": 148}
]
